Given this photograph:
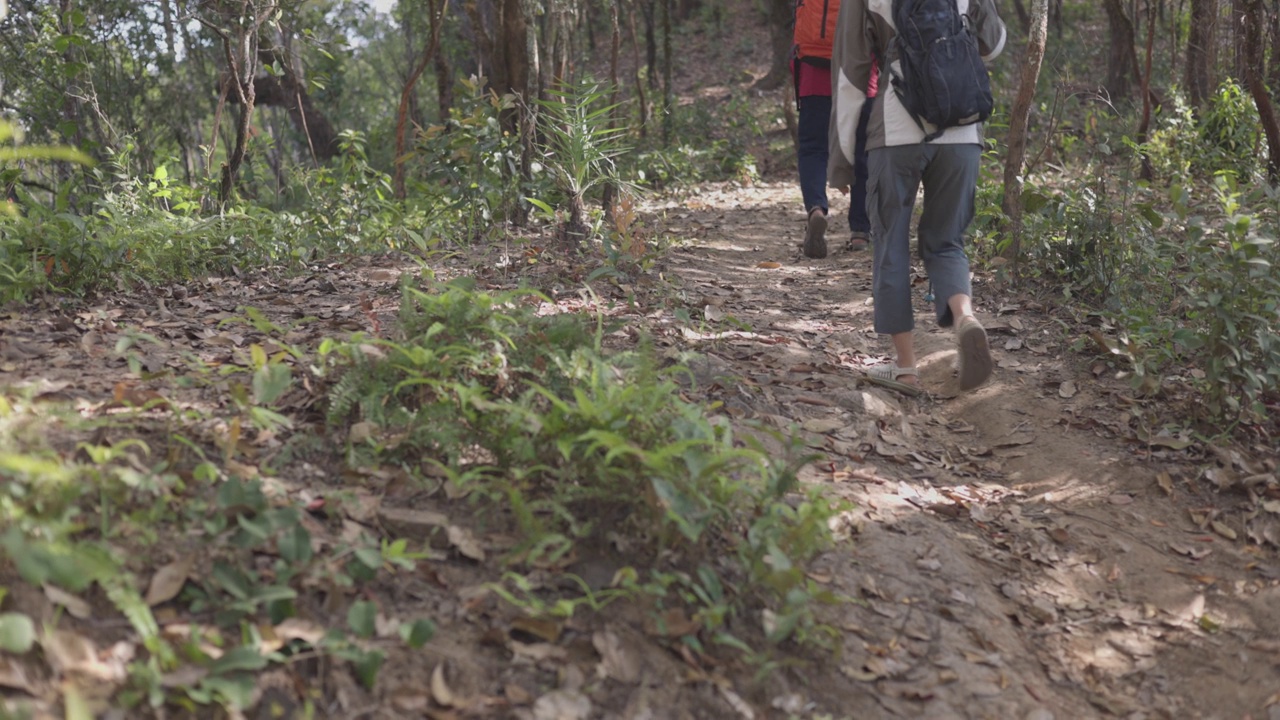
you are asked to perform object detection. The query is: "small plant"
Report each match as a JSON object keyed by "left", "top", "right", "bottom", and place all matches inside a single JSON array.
[
  {"left": 536, "top": 79, "right": 632, "bottom": 244},
  {"left": 323, "top": 276, "right": 843, "bottom": 650}
]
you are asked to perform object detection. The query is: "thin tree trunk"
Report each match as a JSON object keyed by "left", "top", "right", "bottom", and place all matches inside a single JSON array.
[
  {"left": 756, "top": 0, "right": 794, "bottom": 90},
  {"left": 603, "top": 1, "right": 622, "bottom": 222},
  {"left": 1268, "top": 0, "right": 1280, "bottom": 90},
  {"left": 1244, "top": 0, "right": 1280, "bottom": 178},
  {"left": 434, "top": 44, "right": 453, "bottom": 122},
  {"left": 627, "top": 1, "right": 650, "bottom": 137},
  {"left": 394, "top": 0, "right": 445, "bottom": 199},
  {"left": 661, "top": 0, "right": 673, "bottom": 146},
  {"left": 1186, "top": 0, "right": 1217, "bottom": 110},
  {"left": 1001, "top": 0, "right": 1050, "bottom": 264},
  {"left": 214, "top": 1, "right": 272, "bottom": 207},
  {"left": 1137, "top": 0, "right": 1157, "bottom": 180},
  {"left": 1102, "top": 0, "right": 1137, "bottom": 102}
]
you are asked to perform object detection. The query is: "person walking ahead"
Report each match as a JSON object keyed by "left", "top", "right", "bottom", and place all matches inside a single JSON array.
[
  {"left": 793, "top": 0, "right": 877, "bottom": 259},
  {"left": 828, "top": 0, "right": 1006, "bottom": 390}
]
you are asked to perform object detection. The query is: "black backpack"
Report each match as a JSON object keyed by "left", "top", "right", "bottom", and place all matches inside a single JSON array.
[{"left": 890, "top": 0, "right": 994, "bottom": 141}]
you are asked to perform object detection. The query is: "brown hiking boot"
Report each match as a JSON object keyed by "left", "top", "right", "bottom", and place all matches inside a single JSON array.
[
  {"left": 803, "top": 208, "right": 828, "bottom": 259},
  {"left": 956, "top": 315, "right": 993, "bottom": 391}
]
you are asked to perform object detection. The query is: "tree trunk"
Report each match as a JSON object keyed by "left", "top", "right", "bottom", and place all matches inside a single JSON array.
[
  {"left": 628, "top": 1, "right": 651, "bottom": 137},
  {"left": 215, "top": 2, "right": 269, "bottom": 207},
  {"left": 1243, "top": 0, "right": 1280, "bottom": 178},
  {"left": 249, "top": 60, "right": 341, "bottom": 162},
  {"left": 393, "top": 0, "right": 445, "bottom": 199},
  {"left": 1137, "top": 0, "right": 1157, "bottom": 180},
  {"left": 642, "top": 0, "right": 658, "bottom": 90},
  {"left": 755, "top": 0, "right": 793, "bottom": 90},
  {"left": 1102, "top": 0, "right": 1136, "bottom": 102},
  {"left": 603, "top": 0, "right": 622, "bottom": 222},
  {"left": 1001, "top": 0, "right": 1050, "bottom": 264},
  {"left": 1268, "top": 0, "right": 1280, "bottom": 91},
  {"left": 1186, "top": 0, "right": 1217, "bottom": 110},
  {"left": 661, "top": 0, "right": 673, "bottom": 145},
  {"left": 434, "top": 43, "right": 454, "bottom": 122},
  {"left": 1231, "top": 0, "right": 1247, "bottom": 80}
]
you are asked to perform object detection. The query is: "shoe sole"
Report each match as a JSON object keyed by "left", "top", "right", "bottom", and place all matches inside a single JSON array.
[
  {"left": 957, "top": 321, "right": 993, "bottom": 391},
  {"left": 803, "top": 212, "right": 828, "bottom": 259}
]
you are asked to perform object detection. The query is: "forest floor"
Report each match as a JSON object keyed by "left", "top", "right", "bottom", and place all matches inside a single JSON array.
[
  {"left": 2, "top": 6, "right": 1279, "bottom": 720},
  {"left": 2, "top": 178, "right": 1279, "bottom": 720}
]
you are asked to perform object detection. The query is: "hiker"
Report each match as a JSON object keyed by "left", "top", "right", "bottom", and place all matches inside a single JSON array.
[
  {"left": 792, "top": 0, "right": 878, "bottom": 259},
  {"left": 828, "top": 0, "right": 1006, "bottom": 390}
]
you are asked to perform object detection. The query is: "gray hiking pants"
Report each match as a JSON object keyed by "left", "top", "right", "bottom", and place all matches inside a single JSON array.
[{"left": 866, "top": 143, "right": 981, "bottom": 335}]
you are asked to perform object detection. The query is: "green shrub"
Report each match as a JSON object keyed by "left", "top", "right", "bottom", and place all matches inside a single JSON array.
[{"left": 323, "top": 276, "right": 841, "bottom": 648}]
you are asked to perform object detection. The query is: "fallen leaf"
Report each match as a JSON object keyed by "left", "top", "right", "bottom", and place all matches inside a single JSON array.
[
  {"left": 1169, "top": 542, "right": 1211, "bottom": 560},
  {"left": 1210, "top": 520, "right": 1237, "bottom": 541},
  {"left": 801, "top": 417, "right": 846, "bottom": 433},
  {"left": 719, "top": 685, "right": 757, "bottom": 719},
  {"left": 0, "top": 656, "right": 35, "bottom": 693},
  {"left": 430, "top": 663, "right": 456, "bottom": 708},
  {"left": 643, "top": 607, "right": 701, "bottom": 638},
  {"left": 447, "top": 525, "right": 486, "bottom": 562},
  {"left": 1108, "top": 494, "right": 1134, "bottom": 505},
  {"left": 145, "top": 557, "right": 195, "bottom": 606},
  {"left": 1156, "top": 472, "right": 1174, "bottom": 495},
  {"left": 756, "top": 261, "right": 781, "bottom": 269},
  {"left": 510, "top": 616, "right": 562, "bottom": 644},
  {"left": 1058, "top": 381, "right": 1077, "bottom": 399},
  {"left": 505, "top": 684, "right": 534, "bottom": 705},
  {"left": 593, "top": 629, "right": 642, "bottom": 684},
  {"left": 274, "top": 618, "right": 326, "bottom": 646},
  {"left": 532, "top": 689, "right": 592, "bottom": 720},
  {"left": 703, "top": 305, "right": 725, "bottom": 322},
  {"left": 44, "top": 584, "right": 92, "bottom": 620},
  {"left": 349, "top": 421, "right": 378, "bottom": 444}
]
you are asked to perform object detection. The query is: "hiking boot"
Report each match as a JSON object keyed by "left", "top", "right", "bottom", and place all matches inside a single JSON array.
[
  {"left": 956, "top": 315, "right": 993, "bottom": 391},
  {"left": 848, "top": 231, "right": 870, "bottom": 251},
  {"left": 803, "top": 208, "right": 828, "bottom": 259}
]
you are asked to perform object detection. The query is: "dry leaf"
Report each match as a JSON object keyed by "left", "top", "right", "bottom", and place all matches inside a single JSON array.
[
  {"left": 274, "top": 618, "right": 326, "bottom": 646},
  {"left": 593, "top": 629, "right": 641, "bottom": 684},
  {"left": 532, "top": 689, "right": 592, "bottom": 720},
  {"left": 1058, "top": 381, "right": 1077, "bottom": 399},
  {"left": 430, "top": 664, "right": 455, "bottom": 707},
  {"left": 755, "top": 261, "right": 781, "bottom": 269},
  {"left": 1210, "top": 520, "right": 1237, "bottom": 541},
  {"left": 505, "top": 684, "right": 534, "bottom": 706},
  {"left": 703, "top": 305, "right": 725, "bottom": 322},
  {"left": 145, "top": 557, "right": 194, "bottom": 606},
  {"left": 44, "top": 584, "right": 92, "bottom": 620},
  {"left": 1108, "top": 494, "right": 1134, "bottom": 505},
  {"left": 510, "top": 616, "right": 562, "bottom": 644},
  {"left": 447, "top": 525, "right": 486, "bottom": 562},
  {"left": 0, "top": 656, "right": 36, "bottom": 693},
  {"left": 643, "top": 607, "right": 700, "bottom": 638},
  {"left": 1169, "top": 542, "right": 1211, "bottom": 560},
  {"left": 349, "top": 421, "right": 378, "bottom": 444},
  {"left": 1156, "top": 472, "right": 1174, "bottom": 495},
  {"left": 718, "top": 686, "right": 757, "bottom": 719}
]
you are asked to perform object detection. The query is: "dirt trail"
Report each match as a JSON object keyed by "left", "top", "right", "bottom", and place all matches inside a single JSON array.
[{"left": 656, "top": 181, "right": 1280, "bottom": 719}]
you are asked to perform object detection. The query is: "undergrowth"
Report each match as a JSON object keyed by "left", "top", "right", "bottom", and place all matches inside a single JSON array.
[{"left": 322, "top": 275, "right": 844, "bottom": 650}]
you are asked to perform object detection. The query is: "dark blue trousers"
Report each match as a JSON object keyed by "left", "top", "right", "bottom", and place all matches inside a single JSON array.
[{"left": 797, "top": 94, "right": 874, "bottom": 233}]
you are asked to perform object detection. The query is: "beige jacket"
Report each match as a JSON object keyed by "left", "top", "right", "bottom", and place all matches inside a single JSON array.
[{"left": 828, "top": 0, "right": 1007, "bottom": 188}]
